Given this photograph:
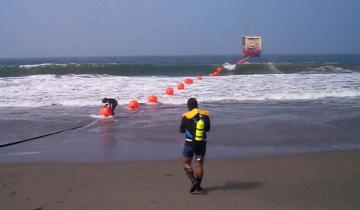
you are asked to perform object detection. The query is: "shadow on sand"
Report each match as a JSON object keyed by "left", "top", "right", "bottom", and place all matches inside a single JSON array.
[{"left": 206, "top": 181, "right": 265, "bottom": 192}]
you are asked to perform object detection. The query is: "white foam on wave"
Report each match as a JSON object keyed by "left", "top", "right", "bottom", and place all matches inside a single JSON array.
[
  {"left": 19, "top": 63, "right": 68, "bottom": 69},
  {"left": 0, "top": 73, "right": 360, "bottom": 107},
  {"left": 90, "top": 114, "right": 113, "bottom": 119},
  {"left": 223, "top": 63, "right": 236, "bottom": 71},
  {"left": 301, "top": 65, "right": 353, "bottom": 74}
]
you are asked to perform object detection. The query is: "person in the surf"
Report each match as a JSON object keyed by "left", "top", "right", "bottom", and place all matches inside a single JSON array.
[
  {"left": 102, "top": 98, "right": 118, "bottom": 115},
  {"left": 179, "top": 98, "right": 211, "bottom": 194}
]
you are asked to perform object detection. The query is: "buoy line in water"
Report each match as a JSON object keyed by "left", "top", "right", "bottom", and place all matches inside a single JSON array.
[
  {"left": 0, "top": 65, "right": 229, "bottom": 146},
  {"left": 120, "top": 65, "right": 225, "bottom": 113}
]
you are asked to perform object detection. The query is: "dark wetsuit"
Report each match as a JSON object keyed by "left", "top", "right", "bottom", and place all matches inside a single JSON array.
[
  {"left": 102, "top": 98, "right": 118, "bottom": 114},
  {"left": 179, "top": 111, "right": 210, "bottom": 158}
]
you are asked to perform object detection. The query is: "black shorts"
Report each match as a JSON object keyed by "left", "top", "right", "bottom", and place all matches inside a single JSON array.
[{"left": 182, "top": 141, "right": 206, "bottom": 158}]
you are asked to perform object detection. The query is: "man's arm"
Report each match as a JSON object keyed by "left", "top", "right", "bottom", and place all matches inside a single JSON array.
[
  {"left": 205, "top": 116, "right": 211, "bottom": 132},
  {"left": 179, "top": 117, "right": 186, "bottom": 133}
]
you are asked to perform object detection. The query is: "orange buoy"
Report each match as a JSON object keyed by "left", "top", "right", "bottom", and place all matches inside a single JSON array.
[
  {"left": 147, "top": 95, "right": 158, "bottom": 104},
  {"left": 197, "top": 76, "right": 203, "bottom": 80},
  {"left": 215, "top": 66, "right": 224, "bottom": 73},
  {"left": 210, "top": 72, "right": 219, "bottom": 76},
  {"left": 177, "top": 82, "right": 185, "bottom": 90},
  {"left": 100, "top": 106, "right": 112, "bottom": 116},
  {"left": 128, "top": 99, "right": 140, "bottom": 109},
  {"left": 184, "top": 78, "right": 193, "bottom": 84},
  {"left": 165, "top": 87, "right": 174, "bottom": 95}
]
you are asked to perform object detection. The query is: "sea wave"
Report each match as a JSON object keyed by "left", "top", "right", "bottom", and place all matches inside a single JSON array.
[
  {"left": 19, "top": 63, "right": 68, "bottom": 69},
  {"left": 0, "top": 62, "right": 358, "bottom": 77},
  {"left": 231, "top": 63, "right": 358, "bottom": 75},
  {"left": 0, "top": 73, "right": 359, "bottom": 107}
]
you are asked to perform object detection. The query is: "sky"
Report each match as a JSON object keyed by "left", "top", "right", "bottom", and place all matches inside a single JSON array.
[{"left": 1, "top": 0, "right": 360, "bottom": 58}]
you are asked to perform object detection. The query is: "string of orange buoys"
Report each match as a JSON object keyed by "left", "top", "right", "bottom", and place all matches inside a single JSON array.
[
  {"left": 126, "top": 66, "right": 225, "bottom": 110},
  {"left": 101, "top": 66, "right": 225, "bottom": 114}
]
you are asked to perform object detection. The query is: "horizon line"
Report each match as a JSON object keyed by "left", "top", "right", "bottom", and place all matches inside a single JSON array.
[{"left": 1, "top": 53, "right": 360, "bottom": 60}]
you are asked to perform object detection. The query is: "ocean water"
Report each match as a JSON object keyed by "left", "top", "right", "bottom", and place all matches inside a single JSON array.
[{"left": 0, "top": 55, "right": 359, "bottom": 163}]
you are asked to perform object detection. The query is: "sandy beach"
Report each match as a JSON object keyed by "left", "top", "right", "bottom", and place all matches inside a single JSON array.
[
  {"left": 1, "top": 150, "right": 360, "bottom": 210},
  {"left": 1, "top": 0, "right": 360, "bottom": 209}
]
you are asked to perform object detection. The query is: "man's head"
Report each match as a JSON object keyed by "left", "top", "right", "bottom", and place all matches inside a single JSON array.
[
  {"left": 102, "top": 98, "right": 107, "bottom": 103},
  {"left": 187, "top": 98, "right": 198, "bottom": 111}
]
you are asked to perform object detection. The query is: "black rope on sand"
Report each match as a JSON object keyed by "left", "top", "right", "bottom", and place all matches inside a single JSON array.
[{"left": 0, "top": 125, "right": 84, "bottom": 148}]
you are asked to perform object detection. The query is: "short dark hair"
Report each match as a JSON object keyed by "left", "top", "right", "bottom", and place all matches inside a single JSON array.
[{"left": 187, "top": 98, "right": 198, "bottom": 111}]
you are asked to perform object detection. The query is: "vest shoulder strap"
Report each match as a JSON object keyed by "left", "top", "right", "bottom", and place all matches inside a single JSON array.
[{"left": 182, "top": 108, "right": 209, "bottom": 119}]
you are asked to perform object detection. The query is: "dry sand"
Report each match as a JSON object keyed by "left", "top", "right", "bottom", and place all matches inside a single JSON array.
[{"left": 1, "top": 150, "right": 360, "bottom": 210}]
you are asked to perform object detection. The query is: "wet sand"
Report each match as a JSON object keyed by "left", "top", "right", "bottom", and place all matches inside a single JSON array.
[{"left": 1, "top": 150, "right": 360, "bottom": 210}]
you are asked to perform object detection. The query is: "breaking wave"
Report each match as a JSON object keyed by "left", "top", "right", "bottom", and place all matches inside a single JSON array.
[
  {"left": 0, "top": 62, "right": 358, "bottom": 77},
  {"left": 0, "top": 73, "right": 359, "bottom": 107}
]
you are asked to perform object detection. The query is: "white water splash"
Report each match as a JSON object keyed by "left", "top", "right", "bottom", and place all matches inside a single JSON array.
[
  {"left": 0, "top": 73, "right": 360, "bottom": 107},
  {"left": 267, "top": 63, "right": 283, "bottom": 74},
  {"left": 223, "top": 63, "right": 236, "bottom": 71}
]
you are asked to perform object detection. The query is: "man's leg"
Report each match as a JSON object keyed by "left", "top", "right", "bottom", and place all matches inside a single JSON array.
[
  {"left": 182, "top": 155, "right": 197, "bottom": 193},
  {"left": 194, "top": 156, "right": 204, "bottom": 191},
  {"left": 194, "top": 142, "right": 206, "bottom": 192}
]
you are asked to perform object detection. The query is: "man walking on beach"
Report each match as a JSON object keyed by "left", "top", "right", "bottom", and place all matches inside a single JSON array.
[{"left": 180, "top": 98, "right": 211, "bottom": 194}]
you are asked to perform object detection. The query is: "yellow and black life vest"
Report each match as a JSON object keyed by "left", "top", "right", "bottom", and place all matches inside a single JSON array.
[{"left": 182, "top": 108, "right": 209, "bottom": 141}]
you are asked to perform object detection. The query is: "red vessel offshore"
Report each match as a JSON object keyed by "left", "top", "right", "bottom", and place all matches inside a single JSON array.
[{"left": 242, "top": 36, "right": 262, "bottom": 57}]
